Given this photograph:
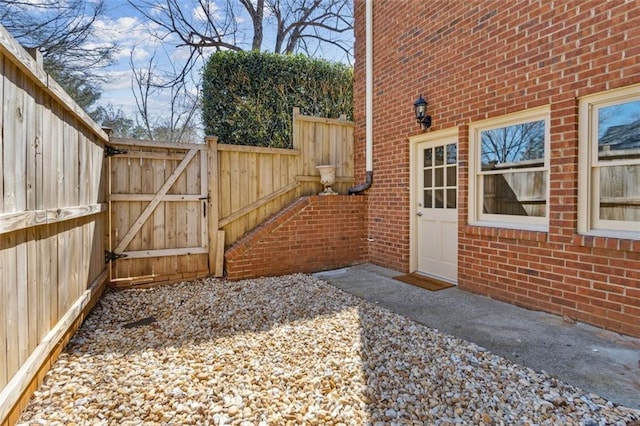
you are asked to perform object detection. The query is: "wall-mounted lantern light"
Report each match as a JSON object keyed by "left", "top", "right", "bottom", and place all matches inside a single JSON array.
[{"left": 414, "top": 94, "right": 432, "bottom": 129}]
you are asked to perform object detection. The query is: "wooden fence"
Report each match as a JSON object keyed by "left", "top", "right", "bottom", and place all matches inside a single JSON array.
[
  {"left": 0, "top": 22, "right": 354, "bottom": 423},
  {"left": 217, "top": 107, "right": 355, "bottom": 245},
  {"left": 0, "top": 25, "right": 109, "bottom": 426},
  {"left": 106, "top": 109, "right": 355, "bottom": 286}
]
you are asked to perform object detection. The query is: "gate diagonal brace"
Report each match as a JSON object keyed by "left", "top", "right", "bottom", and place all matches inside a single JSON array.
[{"left": 105, "top": 250, "right": 128, "bottom": 263}]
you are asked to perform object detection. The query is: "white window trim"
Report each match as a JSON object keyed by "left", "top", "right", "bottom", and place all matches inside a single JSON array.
[
  {"left": 468, "top": 106, "right": 551, "bottom": 232},
  {"left": 578, "top": 84, "right": 640, "bottom": 240}
]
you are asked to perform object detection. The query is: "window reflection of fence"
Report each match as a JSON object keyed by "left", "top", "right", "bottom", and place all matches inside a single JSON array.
[
  {"left": 599, "top": 164, "right": 640, "bottom": 222},
  {"left": 482, "top": 160, "right": 546, "bottom": 217}
]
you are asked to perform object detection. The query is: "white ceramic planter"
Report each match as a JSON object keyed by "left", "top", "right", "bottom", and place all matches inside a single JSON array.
[{"left": 316, "top": 165, "right": 337, "bottom": 195}]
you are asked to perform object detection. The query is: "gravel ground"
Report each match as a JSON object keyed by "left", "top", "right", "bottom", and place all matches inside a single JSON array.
[{"left": 19, "top": 274, "right": 640, "bottom": 426}]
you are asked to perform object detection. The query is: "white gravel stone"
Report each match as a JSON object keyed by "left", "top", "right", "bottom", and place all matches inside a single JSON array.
[{"left": 18, "top": 274, "right": 640, "bottom": 425}]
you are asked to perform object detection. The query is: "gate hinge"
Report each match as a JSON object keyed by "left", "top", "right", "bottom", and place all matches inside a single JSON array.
[
  {"left": 105, "top": 250, "right": 127, "bottom": 263},
  {"left": 104, "top": 145, "right": 128, "bottom": 157}
]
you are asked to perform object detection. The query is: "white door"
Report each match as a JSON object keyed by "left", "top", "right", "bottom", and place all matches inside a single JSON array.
[{"left": 416, "top": 138, "right": 458, "bottom": 283}]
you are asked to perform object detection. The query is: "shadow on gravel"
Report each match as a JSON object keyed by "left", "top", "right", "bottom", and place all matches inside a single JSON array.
[{"left": 19, "top": 274, "right": 640, "bottom": 425}]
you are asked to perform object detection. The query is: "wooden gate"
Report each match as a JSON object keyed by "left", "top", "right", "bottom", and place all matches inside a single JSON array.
[{"left": 107, "top": 139, "right": 216, "bottom": 287}]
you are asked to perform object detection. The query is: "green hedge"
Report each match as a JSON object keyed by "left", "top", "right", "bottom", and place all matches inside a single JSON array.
[{"left": 202, "top": 51, "right": 353, "bottom": 148}]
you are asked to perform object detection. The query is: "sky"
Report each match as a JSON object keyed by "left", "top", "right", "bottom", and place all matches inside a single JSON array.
[
  {"left": 0, "top": 0, "right": 352, "bottom": 132},
  {"left": 85, "top": 1, "right": 353, "bottom": 126},
  {"left": 92, "top": 1, "right": 187, "bottom": 118}
]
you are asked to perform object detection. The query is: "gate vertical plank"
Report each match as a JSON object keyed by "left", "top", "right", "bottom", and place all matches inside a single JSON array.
[
  {"left": 139, "top": 157, "right": 154, "bottom": 276},
  {"left": 186, "top": 150, "right": 200, "bottom": 252},
  {"left": 114, "top": 156, "right": 129, "bottom": 280},
  {"left": 174, "top": 153, "right": 189, "bottom": 275},
  {"left": 153, "top": 157, "right": 166, "bottom": 276},
  {"left": 127, "top": 156, "right": 142, "bottom": 278}
]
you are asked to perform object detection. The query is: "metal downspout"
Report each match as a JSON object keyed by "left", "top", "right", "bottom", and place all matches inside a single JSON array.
[{"left": 349, "top": 0, "right": 373, "bottom": 195}]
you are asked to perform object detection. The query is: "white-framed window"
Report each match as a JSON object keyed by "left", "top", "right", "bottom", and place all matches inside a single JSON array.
[
  {"left": 578, "top": 84, "right": 640, "bottom": 240},
  {"left": 468, "top": 107, "right": 550, "bottom": 231}
]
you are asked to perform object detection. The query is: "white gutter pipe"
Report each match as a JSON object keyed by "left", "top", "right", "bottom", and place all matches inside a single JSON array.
[{"left": 349, "top": 0, "right": 373, "bottom": 194}]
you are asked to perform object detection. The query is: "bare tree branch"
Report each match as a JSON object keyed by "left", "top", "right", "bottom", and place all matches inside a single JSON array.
[
  {"left": 125, "top": 0, "right": 352, "bottom": 142},
  {"left": 0, "top": 0, "right": 116, "bottom": 72},
  {"left": 130, "top": 46, "right": 202, "bottom": 143},
  {"left": 127, "top": 0, "right": 353, "bottom": 88}
]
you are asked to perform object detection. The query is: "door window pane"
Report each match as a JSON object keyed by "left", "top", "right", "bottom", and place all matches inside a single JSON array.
[
  {"left": 435, "top": 146, "right": 444, "bottom": 166},
  {"left": 424, "top": 169, "right": 432, "bottom": 187},
  {"left": 447, "top": 144, "right": 457, "bottom": 164},
  {"left": 424, "top": 148, "right": 433, "bottom": 166},
  {"left": 447, "top": 188, "right": 457, "bottom": 208},
  {"left": 435, "top": 189, "right": 444, "bottom": 208},
  {"left": 434, "top": 167, "right": 444, "bottom": 187},
  {"left": 424, "top": 189, "right": 432, "bottom": 208},
  {"left": 447, "top": 165, "right": 456, "bottom": 186}
]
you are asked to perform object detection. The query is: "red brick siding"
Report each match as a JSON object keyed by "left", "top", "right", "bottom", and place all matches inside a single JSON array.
[
  {"left": 225, "top": 196, "right": 367, "bottom": 280},
  {"left": 354, "top": 0, "right": 640, "bottom": 336}
]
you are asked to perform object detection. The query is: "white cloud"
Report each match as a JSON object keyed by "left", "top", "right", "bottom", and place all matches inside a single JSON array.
[
  {"left": 100, "top": 69, "right": 134, "bottom": 91},
  {"left": 193, "top": 2, "right": 221, "bottom": 22},
  {"left": 85, "top": 2, "right": 206, "bottom": 121},
  {"left": 92, "top": 15, "right": 176, "bottom": 68}
]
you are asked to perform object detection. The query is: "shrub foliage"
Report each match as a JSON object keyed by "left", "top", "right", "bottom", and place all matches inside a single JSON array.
[{"left": 202, "top": 51, "right": 353, "bottom": 148}]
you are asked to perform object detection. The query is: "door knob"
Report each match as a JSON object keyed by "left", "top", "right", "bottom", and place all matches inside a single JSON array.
[{"left": 417, "top": 212, "right": 423, "bottom": 216}]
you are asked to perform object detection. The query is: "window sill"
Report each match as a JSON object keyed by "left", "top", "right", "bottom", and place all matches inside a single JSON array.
[
  {"left": 574, "top": 230, "right": 639, "bottom": 251},
  {"left": 465, "top": 222, "right": 548, "bottom": 242}
]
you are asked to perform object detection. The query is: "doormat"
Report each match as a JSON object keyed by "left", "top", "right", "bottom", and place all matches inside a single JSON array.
[{"left": 393, "top": 273, "right": 455, "bottom": 291}]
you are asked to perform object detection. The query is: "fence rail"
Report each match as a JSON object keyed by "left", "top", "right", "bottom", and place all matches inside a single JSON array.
[{"left": 0, "top": 24, "right": 108, "bottom": 426}]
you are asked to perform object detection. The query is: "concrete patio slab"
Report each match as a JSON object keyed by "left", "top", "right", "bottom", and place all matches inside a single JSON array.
[{"left": 314, "top": 263, "right": 640, "bottom": 410}]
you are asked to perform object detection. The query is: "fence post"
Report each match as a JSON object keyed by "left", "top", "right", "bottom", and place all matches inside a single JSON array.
[{"left": 206, "top": 136, "right": 224, "bottom": 277}]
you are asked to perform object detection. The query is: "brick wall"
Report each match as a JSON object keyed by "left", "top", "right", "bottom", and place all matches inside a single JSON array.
[
  {"left": 225, "top": 196, "right": 367, "bottom": 280},
  {"left": 354, "top": 0, "right": 640, "bottom": 336}
]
